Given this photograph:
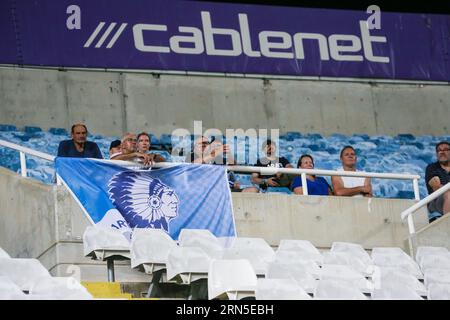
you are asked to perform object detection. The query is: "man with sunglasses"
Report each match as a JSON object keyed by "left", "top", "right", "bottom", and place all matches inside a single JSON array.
[{"left": 425, "top": 141, "right": 450, "bottom": 222}]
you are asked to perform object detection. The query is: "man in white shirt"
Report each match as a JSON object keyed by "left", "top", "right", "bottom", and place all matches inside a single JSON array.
[{"left": 331, "top": 145, "right": 372, "bottom": 197}]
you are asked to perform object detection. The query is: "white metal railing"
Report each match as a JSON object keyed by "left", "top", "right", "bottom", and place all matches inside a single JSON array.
[
  {"left": 0, "top": 139, "right": 55, "bottom": 177},
  {"left": 401, "top": 182, "right": 450, "bottom": 234},
  {"left": 0, "top": 138, "right": 422, "bottom": 198}
]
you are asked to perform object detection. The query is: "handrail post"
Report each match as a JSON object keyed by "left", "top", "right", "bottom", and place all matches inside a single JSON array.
[
  {"left": 407, "top": 214, "right": 415, "bottom": 235},
  {"left": 19, "top": 151, "right": 27, "bottom": 177},
  {"left": 413, "top": 178, "right": 420, "bottom": 201},
  {"left": 301, "top": 173, "right": 308, "bottom": 195}
]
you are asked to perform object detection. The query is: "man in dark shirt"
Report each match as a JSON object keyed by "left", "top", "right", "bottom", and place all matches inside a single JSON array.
[
  {"left": 251, "top": 139, "right": 293, "bottom": 192},
  {"left": 57, "top": 123, "right": 103, "bottom": 159},
  {"left": 425, "top": 141, "right": 450, "bottom": 222}
]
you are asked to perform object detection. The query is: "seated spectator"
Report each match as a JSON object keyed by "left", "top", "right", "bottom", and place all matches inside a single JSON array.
[
  {"left": 111, "top": 133, "right": 152, "bottom": 165},
  {"left": 187, "top": 136, "right": 257, "bottom": 193},
  {"left": 57, "top": 123, "right": 103, "bottom": 159},
  {"left": 331, "top": 145, "right": 372, "bottom": 197},
  {"left": 425, "top": 141, "right": 450, "bottom": 222},
  {"left": 251, "top": 139, "right": 294, "bottom": 192},
  {"left": 291, "top": 154, "right": 332, "bottom": 196},
  {"left": 136, "top": 132, "right": 166, "bottom": 163},
  {"left": 109, "top": 139, "right": 121, "bottom": 159}
]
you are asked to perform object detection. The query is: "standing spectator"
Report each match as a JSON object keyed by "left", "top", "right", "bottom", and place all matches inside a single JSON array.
[
  {"left": 291, "top": 154, "right": 332, "bottom": 196},
  {"left": 57, "top": 123, "right": 103, "bottom": 159},
  {"left": 137, "top": 132, "right": 166, "bottom": 163},
  {"left": 251, "top": 139, "right": 294, "bottom": 192},
  {"left": 331, "top": 145, "right": 372, "bottom": 197},
  {"left": 425, "top": 141, "right": 450, "bottom": 222}
]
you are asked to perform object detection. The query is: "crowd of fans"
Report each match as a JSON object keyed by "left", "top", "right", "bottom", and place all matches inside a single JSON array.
[{"left": 57, "top": 123, "right": 450, "bottom": 221}]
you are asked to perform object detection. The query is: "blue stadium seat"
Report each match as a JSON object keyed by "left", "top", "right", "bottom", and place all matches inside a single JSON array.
[
  {"left": 24, "top": 126, "right": 42, "bottom": 134},
  {"left": 49, "top": 128, "right": 68, "bottom": 135},
  {"left": 0, "top": 124, "right": 17, "bottom": 131}
]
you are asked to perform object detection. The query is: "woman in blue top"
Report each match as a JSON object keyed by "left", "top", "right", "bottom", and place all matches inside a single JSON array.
[{"left": 291, "top": 154, "right": 333, "bottom": 196}]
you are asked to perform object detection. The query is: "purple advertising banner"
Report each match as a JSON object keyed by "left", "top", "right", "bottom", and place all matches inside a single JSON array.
[{"left": 1, "top": 0, "right": 450, "bottom": 81}]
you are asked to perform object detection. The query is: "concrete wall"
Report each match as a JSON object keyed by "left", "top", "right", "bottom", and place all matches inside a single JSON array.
[
  {"left": 412, "top": 213, "right": 450, "bottom": 252},
  {"left": 1, "top": 67, "right": 449, "bottom": 137}
]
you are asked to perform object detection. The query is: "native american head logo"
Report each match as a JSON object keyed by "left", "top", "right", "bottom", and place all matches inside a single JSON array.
[{"left": 108, "top": 172, "right": 179, "bottom": 232}]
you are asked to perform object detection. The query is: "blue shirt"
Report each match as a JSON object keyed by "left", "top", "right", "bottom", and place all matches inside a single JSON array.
[
  {"left": 291, "top": 176, "right": 330, "bottom": 196},
  {"left": 57, "top": 140, "right": 103, "bottom": 159}
]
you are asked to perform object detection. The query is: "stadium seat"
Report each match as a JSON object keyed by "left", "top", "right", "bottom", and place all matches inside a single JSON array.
[
  {"left": 415, "top": 246, "right": 449, "bottom": 265},
  {"left": 0, "top": 276, "right": 28, "bottom": 299},
  {"left": 319, "top": 264, "right": 372, "bottom": 293},
  {"left": 265, "top": 257, "right": 317, "bottom": 293},
  {"left": 330, "top": 242, "right": 373, "bottom": 266},
  {"left": 178, "top": 229, "right": 224, "bottom": 259},
  {"left": 277, "top": 239, "right": 323, "bottom": 266},
  {"left": 28, "top": 276, "right": 93, "bottom": 300},
  {"left": 130, "top": 228, "right": 177, "bottom": 273},
  {"left": 255, "top": 278, "right": 311, "bottom": 300},
  {"left": 0, "top": 247, "right": 10, "bottom": 258},
  {"left": 208, "top": 259, "right": 257, "bottom": 300},
  {"left": 0, "top": 258, "right": 51, "bottom": 291},
  {"left": 222, "top": 237, "right": 274, "bottom": 275},
  {"left": 423, "top": 268, "right": 450, "bottom": 288},
  {"left": 83, "top": 226, "right": 131, "bottom": 282},
  {"left": 314, "top": 279, "right": 367, "bottom": 300},
  {"left": 418, "top": 254, "right": 450, "bottom": 273},
  {"left": 323, "top": 252, "right": 373, "bottom": 276},
  {"left": 371, "top": 285, "right": 423, "bottom": 300},
  {"left": 166, "top": 246, "right": 211, "bottom": 284},
  {"left": 273, "top": 250, "right": 321, "bottom": 279},
  {"left": 427, "top": 283, "right": 450, "bottom": 300},
  {"left": 371, "top": 249, "right": 423, "bottom": 279},
  {"left": 371, "top": 267, "right": 427, "bottom": 296}
]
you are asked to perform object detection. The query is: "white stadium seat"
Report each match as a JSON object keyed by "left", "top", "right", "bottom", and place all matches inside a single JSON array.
[
  {"left": 323, "top": 251, "right": 373, "bottom": 276},
  {"left": 371, "top": 267, "right": 427, "bottom": 296},
  {"left": 0, "top": 276, "right": 28, "bottom": 299},
  {"left": 427, "top": 283, "right": 450, "bottom": 300},
  {"left": 256, "top": 278, "right": 311, "bottom": 300},
  {"left": 178, "top": 229, "right": 224, "bottom": 259},
  {"left": 314, "top": 279, "right": 367, "bottom": 300},
  {"left": 130, "top": 228, "right": 177, "bottom": 273},
  {"left": 372, "top": 285, "right": 423, "bottom": 300},
  {"left": 83, "top": 226, "right": 130, "bottom": 259},
  {"left": 371, "top": 250, "right": 423, "bottom": 279},
  {"left": 265, "top": 260, "right": 317, "bottom": 293},
  {"left": 222, "top": 237, "right": 274, "bottom": 275},
  {"left": 166, "top": 246, "right": 211, "bottom": 284},
  {"left": 319, "top": 264, "right": 372, "bottom": 293},
  {"left": 208, "top": 259, "right": 257, "bottom": 300},
  {"left": 277, "top": 239, "right": 323, "bottom": 265},
  {"left": 331, "top": 242, "right": 373, "bottom": 266},
  {"left": 418, "top": 253, "right": 450, "bottom": 273},
  {"left": 273, "top": 250, "right": 321, "bottom": 279},
  {"left": 0, "top": 258, "right": 51, "bottom": 291},
  {"left": 424, "top": 268, "right": 450, "bottom": 288},
  {"left": 415, "top": 246, "right": 449, "bottom": 266}
]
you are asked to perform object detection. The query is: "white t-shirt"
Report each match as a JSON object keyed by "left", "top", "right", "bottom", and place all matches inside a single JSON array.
[{"left": 337, "top": 167, "right": 366, "bottom": 198}]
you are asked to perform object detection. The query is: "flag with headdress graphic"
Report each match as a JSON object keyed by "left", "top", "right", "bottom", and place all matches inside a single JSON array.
[{"left": 55, "top": 158, "right": 235, "bottom": 240}]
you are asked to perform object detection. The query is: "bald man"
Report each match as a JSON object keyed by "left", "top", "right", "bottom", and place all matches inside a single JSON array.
[{"left": 111, "top": 133, "right": 153, "bottom": 166}]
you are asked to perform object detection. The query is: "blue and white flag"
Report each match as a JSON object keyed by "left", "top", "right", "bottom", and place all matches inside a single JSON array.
[{"left": 55, "top": 158, "right": 235, "bottom": 240}]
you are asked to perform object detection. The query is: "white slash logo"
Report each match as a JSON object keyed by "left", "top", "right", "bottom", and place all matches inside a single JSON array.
[{"left": 83, "top": 22, "right": 127, "bottom": 48}]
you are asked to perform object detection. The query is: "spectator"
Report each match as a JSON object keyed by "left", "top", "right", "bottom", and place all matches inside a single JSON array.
[
  {"left": 187, "top": 136, "right": 257, "bottom": 193},
  {"left": 109, "top": 139, "right": 121, "bottom": 159},
  {"left": 136, "top": 132, "right": 166, "bottom": 163},
  {"left": 331, "top": 145, "right": 372, "bottom": 197},
  {"left": 111, "top": 133, "right": 152, "bottom": 165},
  {"left": 57, "top": 123, "right": 103, "bottom": 159},
  {"left": 425, "top": 141, "right": 450, "bottom": 222},
  {"left": 251, "top": 139, "right": 293, "bottom": 192},
  {"left": 291, "top": 154, "right": 332, "bottom": 196}
]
